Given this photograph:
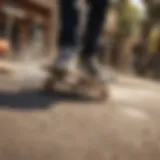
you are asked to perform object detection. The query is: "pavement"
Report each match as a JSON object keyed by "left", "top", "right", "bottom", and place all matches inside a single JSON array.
[{"left": 0, "top": 59, "right": 160, "bottom": 160}]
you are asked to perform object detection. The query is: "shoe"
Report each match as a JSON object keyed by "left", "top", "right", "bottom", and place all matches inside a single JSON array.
[
  {"left": 75, "top": 57, "right": 109, "bottom": 101},
  {"left": 53, "top": 46, "right": 77, "bottom": 73},
  {"left": 78, "top": 57, "right": 106, "bottom": 83}
]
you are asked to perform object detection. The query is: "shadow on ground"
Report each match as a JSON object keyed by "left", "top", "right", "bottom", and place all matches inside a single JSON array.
[{"left": 0, "top": 90, "right": 97, "bottom": 110}]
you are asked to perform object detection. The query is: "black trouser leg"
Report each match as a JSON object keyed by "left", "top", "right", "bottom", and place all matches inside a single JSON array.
[
  {"left": 58, "top": 0, "right": 79, "bottom": 47},
  {"left": 80, "top": 0, "right": 109, "bottom": 60}
]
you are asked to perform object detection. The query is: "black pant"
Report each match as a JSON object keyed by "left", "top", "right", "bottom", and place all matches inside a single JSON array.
[{"left": 59, "top": 0, "right": 109, "bottom": 59}]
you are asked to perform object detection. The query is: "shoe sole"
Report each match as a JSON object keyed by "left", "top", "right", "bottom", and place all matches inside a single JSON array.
[{"left": 42, "top": 66, "right": 110, "bottom": 101}]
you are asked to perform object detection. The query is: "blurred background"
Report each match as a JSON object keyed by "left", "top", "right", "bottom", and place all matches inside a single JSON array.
[
  {"left": 0, "top": 0, "right": 159, "bottom": 79},
  {"left": 0, "top": 1, "right": 160, "bottom": 160}
]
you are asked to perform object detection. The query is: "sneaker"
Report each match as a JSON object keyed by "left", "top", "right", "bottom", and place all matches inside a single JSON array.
[
  {"left": 78, "top": 57, "right": 106, "bottom": 83},
  {"left": 54, "top": 46, "right": 77, "bottom": 72}
]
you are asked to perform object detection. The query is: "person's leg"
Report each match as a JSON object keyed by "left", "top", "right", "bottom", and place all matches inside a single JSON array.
[
  {"left": 79, "top": 0, "right": 110, "bottom": 79},
  {"left": 81, "top": 0, "right": 109, "bottom": 59},
  {"left": 54, "top": 0, "right": 79, "bottom": 70},
  {"left": 59, "top": 0, "right": 78, "bottom": 46}
]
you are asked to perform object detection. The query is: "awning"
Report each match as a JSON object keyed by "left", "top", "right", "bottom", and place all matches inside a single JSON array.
[{"left": 1, "top": 5, "right": 27, "bottom": 18}]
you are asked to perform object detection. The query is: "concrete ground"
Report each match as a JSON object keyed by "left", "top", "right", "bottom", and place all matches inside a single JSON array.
[{"left": 0, "top": 60, "right": 160, "bottom": 160}]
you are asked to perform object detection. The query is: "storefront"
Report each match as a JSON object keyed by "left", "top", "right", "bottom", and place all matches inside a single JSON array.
[{"left": 0, "top": 0, "right": 52, "bottom": 55}]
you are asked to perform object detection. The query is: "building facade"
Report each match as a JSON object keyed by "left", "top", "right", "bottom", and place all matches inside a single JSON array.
[{"left": 0, "top": 0, "right": 55, "bottom": 55}]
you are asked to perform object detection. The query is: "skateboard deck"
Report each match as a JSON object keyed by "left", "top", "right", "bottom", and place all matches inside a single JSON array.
[{"left": 42, "top": 67, "right": 109, "bottom": 101}]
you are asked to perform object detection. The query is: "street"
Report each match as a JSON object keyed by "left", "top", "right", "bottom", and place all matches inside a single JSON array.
[{"left": 0, "top": 60, "right": 160, "bottom": 160}]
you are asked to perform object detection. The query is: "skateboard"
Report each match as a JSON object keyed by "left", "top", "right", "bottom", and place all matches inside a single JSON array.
[{"left": 42, "top": 66, "right": 109, "bottom": 101}]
